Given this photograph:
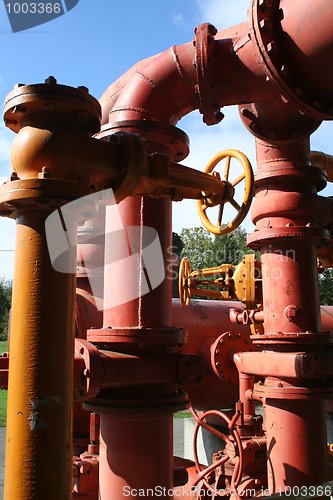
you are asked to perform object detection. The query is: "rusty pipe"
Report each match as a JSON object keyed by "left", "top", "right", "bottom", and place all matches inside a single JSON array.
[
  {"left": 2, "top": 81, "right": 109, "bottom": 500},
  {"left": 101, "top": 0, "right": 333, "bottom": 134},
  {"left": 279, "top": 0, "right": 333, "bottom": 97},
  {"left": 96, "top": 1, "right": 333, "bottom": 496},
  {"left": 265, "top": 398, "right": 328, "bottom": 493},
  {"left": 4, "top": 209, "right": 76, "bottom": 500},
  {"left": 234, "top": 351, "right": 333, "bottom": 381},
  {"left": 99, "top": 23, "right": 276, "bottom": 129},
  {"left": 98, "top": 411, "right": 174, "bottom": 499},
  {"left": 103, "top": 195, "right": 173, "bottom": 329}
]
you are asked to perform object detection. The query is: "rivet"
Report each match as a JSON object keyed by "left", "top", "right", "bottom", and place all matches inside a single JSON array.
[
  {"left": 78, "top": 85, "right": 89, "bottom": 93},
  {"left": 10, "top": 171, "right": 18, "bottom": 181},
  {"left": 266, "top": 41, "right": 277, "bottom": 54},
  {"left": 12, "top": 105, "right": 26, "bottom": 114},
  {"left": 259, "top": 18, "right": 273, "bottom": 31},
  {"left": 240, "top": 108, "right": 256, "bottom": 121},
  {"left": 45, "top": 76, "right": 57, "bottom": 85}
]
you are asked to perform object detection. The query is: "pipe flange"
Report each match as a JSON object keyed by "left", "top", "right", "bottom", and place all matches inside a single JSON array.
[
  {"left": 254, "top": 379, "right": 333, "bottom": 400},
  {"left": 87, "top": 326, "right": 186, "bottom": 351},
  {"left": 193, "top": 23, "right": 224, "bottom": 126},
  {"left": 84, "top": 390, "right": 190, "bottom": 415},
  {"left": 239, "top": 103, "right": 320, "bottom": 144},
  {"left": 100, "top": 132, "right": 145, "bottom": 202},
  {"left": 0, "top": 178, "right": 91, "bottom": 217},
  {"left": 209, "top": 331, "right": 252, "bottom": 381},
  {"left": 4, "top": 77, "right": 101, "bottom": 134},
  {"left": 253, "top": 164, "right": 327, "bottom": 191},
  {"left": 247, "top": 226, "right": 330, "bottom": 249},
  {"left": 74, "top": 339, "right": 102, "bottom": 401},
  {"left": 251, "top": 331, "right": 333, "bottom": 345},
  {"left": 250, "top": 0, "right": 333, "bottom": 120},
  {"left": 98, "top": 120, "right": 189, "bottom": 162}
]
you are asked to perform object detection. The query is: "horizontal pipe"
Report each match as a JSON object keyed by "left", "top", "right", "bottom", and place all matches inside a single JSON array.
[
  {"left": 234, "top": 351, "right": 333, "bottom": 380},
  {"left": 10, "top": 126, "right": 138, "bottom": 190},
  {"left": 311, "top": 151, "right": 333, "bottom": 182}
]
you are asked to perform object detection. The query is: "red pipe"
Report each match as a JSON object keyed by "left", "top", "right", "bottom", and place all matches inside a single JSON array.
[
  {"left": 99, "top": 23, "right": 275, "bottom": 128},
  {"left": 99, "top": 411, "right": 174, "bottom": 499},
  {"left": 103, "top": 196, "right": 172, "bottom": 328},
  {"left": 280, "top": 0, "right": 333, "bottom": 95},
  {"left": 94, "top": 0, "right": 333, "bottom": 496},
  {"left": 265, "top": 398, "right": 328, "bottom": 491}
]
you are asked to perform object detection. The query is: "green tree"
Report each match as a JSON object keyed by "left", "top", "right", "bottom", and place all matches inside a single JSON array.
[
  {"left": 0, "top": 279, "right": 12, "bottom": 341},
  {"left": 319, "top": 269, "right": 333, "bottom": 305},
  {"left": 180, "top": 227, "right": 215, "bottom": 269},
  {"left": 180, "top": 226, "right": 253, "bottom": 269}
]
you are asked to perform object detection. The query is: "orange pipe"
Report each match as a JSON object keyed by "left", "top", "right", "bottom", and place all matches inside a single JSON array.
[{"left": 4, "top": 210, "right": 76, "bottom": 500}]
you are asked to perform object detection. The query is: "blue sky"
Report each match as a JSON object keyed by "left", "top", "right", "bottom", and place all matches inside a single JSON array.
[{"left": 0, "top": 0, "right": 332, "bottom": 278}]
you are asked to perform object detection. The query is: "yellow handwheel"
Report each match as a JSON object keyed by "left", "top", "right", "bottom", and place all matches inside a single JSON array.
[
  {"left": 178, "top": 257, "right": 192, "bottom": 307},
  {"left": 197, "top": 149, "right": 254, "bottom": 235}
]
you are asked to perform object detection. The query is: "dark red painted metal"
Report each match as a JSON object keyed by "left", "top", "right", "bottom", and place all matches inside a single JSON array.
[
  {"left": 98, "top": 410, "right": 174, "bottom": 499},
  {"left": 265, "top": 398, "right": 328, "bottom": 490},
  {"left": 73, "top": 0, "right": 333, "bottom": 496},
  {"left": 103, "top": 196, "right": 172, "bottom": 329},
  {"left": 245, "top": 125, "right": 332, "bottom": 493}
]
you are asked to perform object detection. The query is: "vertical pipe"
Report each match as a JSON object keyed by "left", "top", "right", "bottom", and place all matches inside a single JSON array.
[
  {"left": 265, "top": 398, "right": 328, "bottom": 493},
  {"left": 251, "top": 137, "right": 329, "bottom": 493},
  {"left": 103, "top": 196, "right": 172, "bottom": 328},
  {"left": 99, "top": 189, "right": 173, "bottom": 498},
  {"left": 239, "top": 373, "right": 255, "bottom": 420},
  {"left": 261, "top": 241, "right": 321, "bottom": 333},
  {"left": 4, "top": 209, "right": 76, "bottom": 500},
  {"left": 99, "top": 411, "right": 174, "bottom": 499},
  {"left": 253, "top": 138, "right": 322, "bottom": 334}
]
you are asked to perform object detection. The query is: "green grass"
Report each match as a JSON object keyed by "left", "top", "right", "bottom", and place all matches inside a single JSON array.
[
  {"left": 174, "top": 411, "right": 192, "bottom": 419},
  {"left": 0, "top": 340, "right": 8, "bottom": 426},
  {"left": 0, "top": 391, "right": 7, "bottom": 426},
  {"left": 0, "top": 340, "right": 8, "bottom": 354}
]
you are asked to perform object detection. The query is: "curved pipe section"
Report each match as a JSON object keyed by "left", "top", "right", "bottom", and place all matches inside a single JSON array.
[
  {"left": 99, "top": 22, "right": 277, "bottom": 128},
  {"left": 101, "top": 0, "right": 333, "bottom": 132},
  {"left": 96, "top": 1, "right": 333, "bottom": 497}
]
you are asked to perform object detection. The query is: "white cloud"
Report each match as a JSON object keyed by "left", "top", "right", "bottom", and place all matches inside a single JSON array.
[
  {"left": 172, "top": 13, "right": 187, "bottom": 29},
  {"left": 195, "top": 0, "right": 249, "bottom": 29}
]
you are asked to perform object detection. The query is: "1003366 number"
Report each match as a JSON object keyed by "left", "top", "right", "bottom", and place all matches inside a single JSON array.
[{"left": 6, "top": 2, "right": 62, "bottom": 14}]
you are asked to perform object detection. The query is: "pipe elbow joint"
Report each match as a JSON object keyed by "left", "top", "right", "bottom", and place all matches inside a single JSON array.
[{"left": 10, "top": 126, "right": 84, "bottom": 180}]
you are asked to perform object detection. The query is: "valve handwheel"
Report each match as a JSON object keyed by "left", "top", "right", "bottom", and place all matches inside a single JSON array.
[
  {"left": 178, "top": 257, "right": 192, "bottom": 307},
  {"left": 197, "top": 149, "right": 254, "bottom": 235}
]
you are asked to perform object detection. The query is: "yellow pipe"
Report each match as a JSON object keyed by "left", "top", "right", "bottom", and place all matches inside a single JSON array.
[{"left": 4, "top": 208, "right": 76, "bottom": 499}]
